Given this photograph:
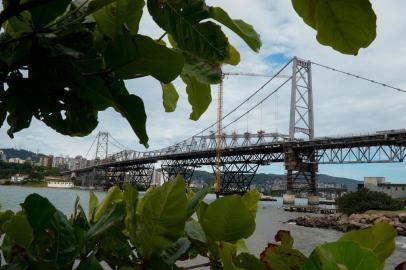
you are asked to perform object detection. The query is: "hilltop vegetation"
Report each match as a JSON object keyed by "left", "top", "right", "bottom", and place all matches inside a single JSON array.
[
  {"left": 193, "top": 170, "right": 361, "bottom": 191},
  {"left": 0, "top": 161, "right": 61, "bottom": 180},
  {"left": 0, "top": 148, "right": 42, "bottom": 162}
]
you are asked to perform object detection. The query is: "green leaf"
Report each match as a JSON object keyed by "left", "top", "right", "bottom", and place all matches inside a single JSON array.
[
  {"left": 93, "top": 0, "right": 145, "bottom": 39},
  {"left": 291, "top": 0, "right": 377, "bottom": 55},
  {"left": 105, "top": 32, "right": 184, "bottom": 83},
  {"left": 161, "top": 83, "right": 179, "bottom": 113},
  {"left": 109, "top": 81, "right": 149, "bottom": 147},
  {"left": 94, "top": 185, "right": 123, "bottom": 221},
  {"left": 86, "top": 204, "right": 125, "bottom": 240},
  {"left": 147, "top": 1, "right": 230, "bottom": 62},
  {"left": 185, "top": 220, "right": 207, "bottom": 244},
  {"left": 235, "top": 253, "right": 266, "bottom": 270},
  {"left": 303, "top": 241, "right": 383, "bottom": 270},
  {"left": 123, "top": 183, "right": 138, "bottom": 243},
  {"left": 0, "top": 210, "right": 14, "bottom": 234},
  {"left": 136, "top": 175, "right": 188, "bottom": 258},
  {"left": 0, "top": 34, "right": 31, "bottom": 68},
  {"left": 182, "top": 74, "right": 212, "bottom": 121},
  {"left": 88, "top": 191, "right": 99, "bottom": 222},
  {"left": 260, "top": 243, "right": 307, "bottom": 270},
  {"left": 338, "top": 222, "right": 397, "bottom": 262},
  {"left": 181, "top": 51, "right": 223, "bottom": 84},
  {"left": 241, "top": 189, "right": 260, "bottom": 218},
  {"left": 161, "top": 237, "right": 191, "bottom": 265},
  {"left": 274, "top": 230, "right": 294, "bottom": 249},
  {"left": 200, "top": 195, "right": 255, "bottom": 242},
  {"left": 223, "top": 44, "right": 241, "bottom": 66},
  {"left": 186, "top": 185, "right": 210, "bottom": 218},
  {"left": 75, "top": 256, "right": 104, "bottom": 270},
  {"left": 29, "top": 0, "right": 71, "bottom": 28},
  {"left": 219, "top": 242, "right": 244, "bottom": 270},
  {"left": 21, "top": 193, "right": 57, "bottom": 233},
  {"left": 2, "top": 212, "right": 33, "bottom": 247},
  {"left": 209, "top": 7, "right": 261, "bottom": 52}
]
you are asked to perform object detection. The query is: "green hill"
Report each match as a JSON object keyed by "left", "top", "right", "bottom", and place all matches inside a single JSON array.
[
  {"left": 0, "top": 148, "right": 42, "bottom": 162},
  {"left": 191, "top": 170, "right": 361, "bottom": 191}
]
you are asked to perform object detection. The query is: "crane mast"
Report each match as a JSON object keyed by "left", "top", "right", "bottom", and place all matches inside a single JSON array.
[{"left": 214, "top": 71, "right": 289, "bottom": 196}]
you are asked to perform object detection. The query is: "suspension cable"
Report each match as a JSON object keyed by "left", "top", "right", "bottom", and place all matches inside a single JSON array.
[
  {"left": 311, "top": 61, "right": 406, "bottom": 93},
  {"left": 84, "top": 135, "right": 97, "bottom": 158},
  {"left": 109, "top": 134, "right": 131, "bottom": 150},
  {"left": 222, "top": 77, "right": 292, "bottom": 131}
]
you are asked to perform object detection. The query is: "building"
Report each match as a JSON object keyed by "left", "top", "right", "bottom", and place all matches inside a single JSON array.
[
  {"left": 74, "top": 156, "right": 88, "bottom": 170},
  {"left": 39, "top": 155, "right": 53, "bottom": 167},
  {"left": 45, "top": 176, "right": 74, "bottom": 188},
  {"left": 361, "top": 177, "right": 406, "bottom": 199},
  {"left": 10, "top": 174, "right": 29, "bottom": 183},
  {"left": 8, "top": 157, "right": 25, "bottom": 164},
  {"left": 0, "top": 150, "right": 6, "bottom": 161},
  {"left": 52, "top": 155, "right": 75, "bottom": 170},
  {"left": 152, "top": 169, "right": 163, "bottom": 187}
]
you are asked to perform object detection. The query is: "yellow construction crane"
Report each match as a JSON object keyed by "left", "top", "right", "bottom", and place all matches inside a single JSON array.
[{"left": 214, "top": 71, "right": 290, "bottom": 195}]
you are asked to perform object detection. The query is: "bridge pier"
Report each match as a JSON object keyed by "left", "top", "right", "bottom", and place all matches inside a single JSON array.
[
  {"left": 127, "top": 164, "right": 155, "bottom": 190},
  {"left": 161, "top": 160, "right": 197, "bottom": 185},
  {"left": 284, "top": 146, "right": 318, "bottom": 193}
]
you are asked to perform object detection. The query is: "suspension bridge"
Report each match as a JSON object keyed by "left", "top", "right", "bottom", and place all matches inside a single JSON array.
[{"left": 68, "top": 57, "right": 406, "bottom": 197}]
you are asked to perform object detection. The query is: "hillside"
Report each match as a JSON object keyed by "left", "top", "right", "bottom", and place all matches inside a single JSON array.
[
  {"left": 0, "top": 148, "right": 42, "bottom": 162},
  {"left": 192, "top": 170, "right": 361, "bottom": 191}
]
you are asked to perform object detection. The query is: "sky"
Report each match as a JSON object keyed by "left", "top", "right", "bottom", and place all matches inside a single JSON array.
[{"left": 1, "top": 0, "right": 406, "bottom": 182}]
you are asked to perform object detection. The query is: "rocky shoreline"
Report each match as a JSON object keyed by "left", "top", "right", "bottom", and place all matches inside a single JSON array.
[{"left": 291, "top": 212, "right": 406, "bottom": 236}]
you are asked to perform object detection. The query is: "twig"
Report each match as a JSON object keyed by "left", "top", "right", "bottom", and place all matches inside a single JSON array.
[
  {"left": 157, "top": 32, "right": 167, "bottom": 42},
  {"left": 183, "top": 262, "right": 212, "bottom": 270}
]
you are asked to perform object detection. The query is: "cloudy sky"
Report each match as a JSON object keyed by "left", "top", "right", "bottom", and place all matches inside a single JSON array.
[{"left": 1, "top": 0, "right": 406, "bottom": 182}]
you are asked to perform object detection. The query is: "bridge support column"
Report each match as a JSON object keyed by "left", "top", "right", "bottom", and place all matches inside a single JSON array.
[
  {"left": 283, "top": 193, "right": 296, "bottom": 205},
  {"left": 128, "top": 164, "right": 155, "bottom": 191},
  {"left": 212, "top": 162, "right": 260, "bottom": 195},
  {"left": 284, "top": 146, "right": 318, "bottom": 193},
  {"left": 161, "top": 160, "right": 196, "bottom": 185}
]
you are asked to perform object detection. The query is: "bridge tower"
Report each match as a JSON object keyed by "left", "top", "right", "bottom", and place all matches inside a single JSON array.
[
  {"left": 95, "top": 132, "right": 109, "bottom": 161},
  {"left": 285, "top": 57, "right": 318, "bottom": 197}
]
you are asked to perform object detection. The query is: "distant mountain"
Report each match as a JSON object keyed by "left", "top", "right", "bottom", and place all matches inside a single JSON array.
[
  {"left": 0, "top": 148, "right": 42, "bottom": 162},
  {"left": 192, "top": 170, "right": 361, "bottom": 191}
]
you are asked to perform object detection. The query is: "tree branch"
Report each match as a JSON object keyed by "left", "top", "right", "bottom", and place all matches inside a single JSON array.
[{"left": 0, "top": 0, "right": 53, "bottom": 26}]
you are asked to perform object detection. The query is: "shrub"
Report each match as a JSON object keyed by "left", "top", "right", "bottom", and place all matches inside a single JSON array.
[
  {"left": 337, "top": 188, "right": 404, "bottom": 215},
  {"left": 0, "top": 177, "right": 403, "bottom": 269}
]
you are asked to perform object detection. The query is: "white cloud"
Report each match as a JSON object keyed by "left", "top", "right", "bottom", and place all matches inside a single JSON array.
[{"left": 1, "top": 1, "right": 405, "bottom": 181}]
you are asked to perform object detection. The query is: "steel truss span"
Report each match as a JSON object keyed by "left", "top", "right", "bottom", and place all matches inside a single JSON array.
[{"left": 69, "top": 56, "right": 406, "bottom": 195}]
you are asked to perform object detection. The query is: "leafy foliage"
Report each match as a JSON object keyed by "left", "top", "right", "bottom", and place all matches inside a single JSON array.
[
  {"left": 0, "top": 176, "right": 400, "bottom": 269},
  {"left": 337, "top": 188, "right": 404, "bottom": 215},
  {"left": 0, "top": 0, "right": 377, "bottom": 146}
]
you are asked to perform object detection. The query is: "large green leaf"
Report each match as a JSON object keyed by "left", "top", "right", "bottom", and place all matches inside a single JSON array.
[
  {"left": 200, "top": 195, "right": 255, "bottom": 242},
  {"left": 21, "top": 193, "right": 57, "bottom": 233},
  {"left": 94, "top": 185, "right": 123, "bottom": 221},
  {"left": 86, "top": 204, "right": 125, "bottom": 240},
  {"left": 2, "top": 212, "right": 33, "bottom": 248},
  {"left": 161, "top": 83, "right": 179, "bottom": 113},
  {"left": 303, "top": 241, "right": 383, "bottom": 270},
  {"left": 186, "top": 185, "right": 210, "bottom": 218},
  {"left": 241, "top": 189, "right": 260, "bottom": 218},
  {"left": 93, "top": 0, "right": 144, "bottom": 39},
  {"left": 182, "top": 74, "right": 212, "bottom": 121},
  {"left": 181, "top": 51, "right": 223, "bottom": 84},
  {"left": 147, "top": 0, "right": 230, "bottom": 62},
  {"left": 105, "top": 32, "right": 184, "bottom": 83},
  {"left": 260, "top": 243, "right": 307, "bottom": 270},
  {"left": 123, "top": 184, "right": 138, "bottom": 244},
  {"left": 0, "top": 210, "right": 14, "bottom": 234},
  {"left": 160, "top": 237, "right": 191, "bottom": 265},
  {"left": 291, "top": 0, "right": 377, "bottom": 55},
  {"left": 29, "top": 0, "right": 71, "bottom": 28},
  {"left": 209, "top": 7, "right": 261, "bottom": 52},
  {"left": 219, "top": 242, "right": 244, "bottom": 270},
  {"left": 88, "top": 191, "right": 99, "bottom": 222},
  {"left": 136, "top": 175, "right": 188, "bottom": 258},
  {"left": 109, "top": 81, "right": 149, "bottom": 147},
  {"left": 338, "top": 222, "right": 397, "bottom": 262}
]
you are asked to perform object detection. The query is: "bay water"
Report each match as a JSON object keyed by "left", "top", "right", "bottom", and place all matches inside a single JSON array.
[{"left": 0, "top": 186, "right": 405, "bottom": 269}]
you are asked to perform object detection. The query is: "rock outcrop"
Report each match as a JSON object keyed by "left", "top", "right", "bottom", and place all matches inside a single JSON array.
[{"left": 293, "top": 212, "right": 406, "bottom": 236}]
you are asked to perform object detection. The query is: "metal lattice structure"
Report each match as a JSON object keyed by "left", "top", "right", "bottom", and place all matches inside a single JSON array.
[{"left": 68, "top": 56, "right": 406, "bottom": 195}]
